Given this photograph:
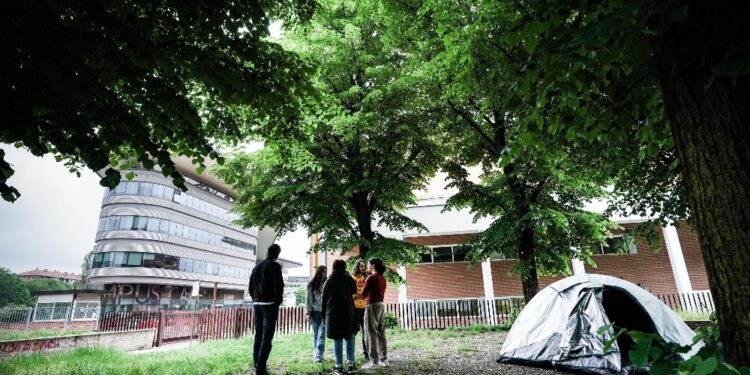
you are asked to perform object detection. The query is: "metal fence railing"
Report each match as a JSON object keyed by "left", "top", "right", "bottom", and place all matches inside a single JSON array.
[
  {"left": 3, "top": 291, "right": 715, "bottom": 345},
  {"left": 0, "top": 306, "right": 98, "bottom": 333}
]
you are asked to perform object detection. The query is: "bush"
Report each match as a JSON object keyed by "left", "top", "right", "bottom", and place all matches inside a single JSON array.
[{"left": 384, "top": 311, "right": 400, "bottom": 329}]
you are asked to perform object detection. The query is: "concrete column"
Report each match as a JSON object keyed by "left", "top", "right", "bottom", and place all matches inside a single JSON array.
[
  {"left": 397, "top": 266, "right": 409, "bottom": 330},
  {"left": 397, "top": 266, "right": 408, "bottom": 303},
  {"left": 481, "top": 260, "right": 497, "bottom": 325},
  {"left": 572, "top": 258, "right": 586, "bottom": 276},
  {"left": 662, "top": 224, "right": 693, "bottom": 293}
]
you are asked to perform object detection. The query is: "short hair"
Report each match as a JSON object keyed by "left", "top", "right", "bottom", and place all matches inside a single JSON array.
[
  {"left": 267, "top": 244, "right": 281, "bottom": 260},
  {"left": 332, "top": 259, "right": 347, "bottom": 272},
  {"left": 369, "top": 257, "right": 386, "bottom": 274}
]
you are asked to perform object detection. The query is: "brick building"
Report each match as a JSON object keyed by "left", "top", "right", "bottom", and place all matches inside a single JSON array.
[
  {"left": 17, "top": 269, "right": 81, "bottom": 284},
  {"left": 312, "top": 190, "right": 708, "bottom": 305}
]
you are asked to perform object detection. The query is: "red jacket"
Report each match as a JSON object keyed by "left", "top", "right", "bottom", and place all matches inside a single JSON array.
[{"left": 361, "top": 273, "right": 386, "bottom": 304}]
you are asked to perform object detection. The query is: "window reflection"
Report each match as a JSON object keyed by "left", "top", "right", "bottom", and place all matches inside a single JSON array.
[
  {"left": 91, "top": 251, "right": 251, "bottom": 279},
  {"left": 96, "top": 215, "right": 256, "bottom": 254},
  {"left": 105, "top": 181, "right": 240, "bottom": 223}
]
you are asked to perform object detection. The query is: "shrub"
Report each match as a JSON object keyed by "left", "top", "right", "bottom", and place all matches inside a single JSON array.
[{"left": 384, "top": 311, "right": 400, "bottom": 329}]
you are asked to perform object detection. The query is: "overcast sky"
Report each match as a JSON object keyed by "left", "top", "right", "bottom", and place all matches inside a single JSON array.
[{"left": 0, "top": 145, "right": 310, "bottom": 277}]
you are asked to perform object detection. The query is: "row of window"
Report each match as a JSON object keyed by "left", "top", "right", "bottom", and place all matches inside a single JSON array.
[
  {"left": 34, "top": 302, "right": 100, "bottom": 321},
  {"left": 92, "top": 251, "right": 252, "bottom": 279},
  {"left": 419, "top": 235, "right": 637, "bottom": 263},
  {"left": 419, "top": 245, "right": 473, "bottom": 263},
  {"left": 96, "top": 215, "right": 256, "bottom": 254},
  {"left": 105, "top": 181, "right": 241, "bottom": 223}
]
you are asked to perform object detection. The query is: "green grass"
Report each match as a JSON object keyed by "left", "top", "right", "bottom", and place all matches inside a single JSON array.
[
  {"left": 0, "top": 330, "right": 95, "bottom": 341},
  {"left": 674, "top": 309, "right": 712, "bottom": 321},
  {"left": 0, "top": 328, "right": 500, "bottom": 374}
]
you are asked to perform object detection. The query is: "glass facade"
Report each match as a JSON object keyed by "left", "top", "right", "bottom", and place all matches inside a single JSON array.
[
  {"left": 105, "top": 181, "right": 241, "bottom": 223},
  {"left": 92, "top": 251, "right": 252, "bottom": 279},
  {"left": 97, "top": 215, "right": 256, "bottom": 254}
]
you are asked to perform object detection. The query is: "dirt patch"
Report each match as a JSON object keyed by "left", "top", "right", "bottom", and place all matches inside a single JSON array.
[{"left": 364, "top": 331, "right": 561, "bottom": 375}]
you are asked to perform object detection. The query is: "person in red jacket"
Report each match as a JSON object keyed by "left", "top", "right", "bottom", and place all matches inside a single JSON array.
[{"left": 361, "top": 257, "right": 388, "bottom": 369}]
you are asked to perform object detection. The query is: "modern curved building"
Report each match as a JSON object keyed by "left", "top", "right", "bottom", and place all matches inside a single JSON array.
[{"left": 88, "top": 158, "right": 301, "bottom": 312}]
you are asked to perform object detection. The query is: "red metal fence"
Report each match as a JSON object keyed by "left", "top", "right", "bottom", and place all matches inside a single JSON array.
[{"left": 94, "top": 291, "right": 714, "bottom": 346}]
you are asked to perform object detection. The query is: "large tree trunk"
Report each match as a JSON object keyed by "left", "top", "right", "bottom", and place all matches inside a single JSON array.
[
  {"left": 518, "top": 223, "right": 539, "bottom": 302},
  {"left": 651, "top": 2, "right": 750, "bottom": 366}
]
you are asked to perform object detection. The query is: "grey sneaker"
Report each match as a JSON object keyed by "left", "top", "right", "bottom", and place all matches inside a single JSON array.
[
  {"left": 333, "top": 367, "right": 344, "bottom": 375},
  {"left": 379, "top": 359, "right": 389, "bottom": 367}
]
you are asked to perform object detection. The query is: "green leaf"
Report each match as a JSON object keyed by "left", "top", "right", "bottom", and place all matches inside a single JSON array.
[{"left": 125, "top": 172, "right": 135, "bottom": 180}]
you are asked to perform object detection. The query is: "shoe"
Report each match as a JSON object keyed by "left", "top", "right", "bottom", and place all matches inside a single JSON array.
[
  {"left": 361, "top": 361, "right": 379, "bottom": 370},
  {"left": 315, "top": 358, "right": 322, "bottom": 363},
  {"left": 334, "top": 367, "right": 344, "bottom": 374},
  {"left": 347, "top": 363, "right": 357, "bottom": 372},
  {"left": 379, "top": 360, "right": 388, "bottom": 367}
]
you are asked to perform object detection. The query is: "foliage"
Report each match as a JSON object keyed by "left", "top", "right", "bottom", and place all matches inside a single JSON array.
[
  {"left": 216, "top": 0, "right": 444, "bottom": 264},
  {"left": 0, "top": 268, "right": 34, "bottom": 307},
  {"left": 1, "top": 0, "right": 316, "bottom": 202},
  {"left": 598, "top": 321, "right": 750, "bottom": 375},
  {"left": 77, "top": 250, "right": 95, "bottom": 289},
  {"left": 295, "top": 286, "right": 307, "bottom": 307},
  {"left": 382, "top": 0, "right": 620, "bottom": 300},
  {"left": 384, "top": 311, "right": 400, "bottom": 329},
  {"left": 23, "top": 279, "right": 72, "bottom": 296}
]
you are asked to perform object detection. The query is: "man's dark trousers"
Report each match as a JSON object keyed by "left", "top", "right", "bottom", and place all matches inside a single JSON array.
[{"left": 253, "top": 304, "right": 279, "bottom": 374}]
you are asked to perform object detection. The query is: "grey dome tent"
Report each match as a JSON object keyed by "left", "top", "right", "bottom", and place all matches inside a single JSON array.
[{"left": 497, "top": 274, "right": 702, "bottom": 374}]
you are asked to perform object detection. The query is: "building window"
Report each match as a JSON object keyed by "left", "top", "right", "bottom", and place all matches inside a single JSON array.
[
  {"left": 96, "top": 215, "right": 256, "bottom": 254},
  {"left": 419, "top": 245, "right": 474, "bottom": 263},
  {"left": 72, "top": 302, "right": 100, "bottom": 320},
  {"left": 91, "top": 251, "right": 251, "bottom": 280},
  {"left": 596, "top": 235, "right": 638, "bottom": 255},
  {"left": 34, "top": 302, "right": 72, "bottom": 321},
  {"left": 106, "top": 181, "right": 236, "bottom": 222}
]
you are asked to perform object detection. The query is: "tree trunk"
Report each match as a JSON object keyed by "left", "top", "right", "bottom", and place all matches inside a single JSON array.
[
  {"left": 651, "top": 1, "right": 750, "bottom": 366},
  {"left": 518, "top": 224, "right": 539, "bottom": 302}
]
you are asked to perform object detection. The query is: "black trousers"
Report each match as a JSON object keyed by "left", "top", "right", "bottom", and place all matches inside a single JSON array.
[
  {"left": 355, "top": 308, "right": 368, "bottom": 358},
  {"left": 253, "top": 304, "right": 279, "bottom": 373}
]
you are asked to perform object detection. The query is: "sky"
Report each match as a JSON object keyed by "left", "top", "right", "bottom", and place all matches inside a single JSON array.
[{"left": 0, "top": 145, "right": 311, "bottom": 277}]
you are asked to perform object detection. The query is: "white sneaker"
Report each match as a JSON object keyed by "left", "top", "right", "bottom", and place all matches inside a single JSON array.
[
  {"left": 379, "top": 360, "right": 389, "bottom": 367},
  {"left": 361, "top": 361, "right": 379, "bottom": 369}
]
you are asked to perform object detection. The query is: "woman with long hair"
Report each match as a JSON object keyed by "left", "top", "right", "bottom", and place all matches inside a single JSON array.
[
  {"left": 351, "top": 259, "right": 368, "bottom": 360},
  {"left": 305, "top": 265, "right": 327, "bottom": 362},
  {"left": 322, "top": 259, "right": 358, "bottom": 374}
]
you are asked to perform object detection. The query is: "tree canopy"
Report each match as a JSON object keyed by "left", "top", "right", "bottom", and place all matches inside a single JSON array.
[
  {"left": 1, "top": 0, "right": 315, "bottom": 202},
  {"left": 0, "top": 268, "right": 34, "bottom": 307},
  {"left": 380, "top": 0, "right": 621, "bottom": 300},
  {"left": 216, "top": 0, "right": 443, "bottom": 265}
]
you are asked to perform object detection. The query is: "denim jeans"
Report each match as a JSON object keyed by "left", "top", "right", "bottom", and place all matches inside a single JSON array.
[
  {"left": 309, "top": 311, "right": 325, "bottom": 360},
  {"left": 332, "top": 334, "right": 356, "bottom": 369},
  {"left": 253, "top": 304, "right": 279, "bottom": 374}
]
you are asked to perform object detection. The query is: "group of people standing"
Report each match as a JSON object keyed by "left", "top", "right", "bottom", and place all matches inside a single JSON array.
[
  {"left": 247, "top": 243, "right": 388, "bottom": 375},
  {"left": 306, "top": 258, "right": 389, "bottom": 374}
]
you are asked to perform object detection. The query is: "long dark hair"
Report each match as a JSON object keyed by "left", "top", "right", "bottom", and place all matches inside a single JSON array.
[
  {"left": 308, "top": 265, "right": 327, "bottom": 291},
  {"left": 352, "top": 259, "right": 366, "bottom": 277}
]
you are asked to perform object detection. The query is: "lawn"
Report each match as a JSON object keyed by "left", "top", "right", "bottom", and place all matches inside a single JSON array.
[{"left": 0, "top": 326, "right": 505, "bottom": 375}]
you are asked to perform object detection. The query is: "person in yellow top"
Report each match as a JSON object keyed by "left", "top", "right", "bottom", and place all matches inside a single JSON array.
[{"left": 351, "top": 259, "right": 368, "bottom": 360}]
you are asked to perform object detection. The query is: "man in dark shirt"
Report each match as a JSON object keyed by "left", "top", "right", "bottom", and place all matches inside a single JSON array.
[{"left": 248, "top": 244, "right": 284, "bottom": 375}]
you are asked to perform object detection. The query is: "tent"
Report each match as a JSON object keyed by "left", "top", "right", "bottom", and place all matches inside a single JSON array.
[{"left": 497, "top": 274, "right": 702, "bottom": 374}]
